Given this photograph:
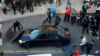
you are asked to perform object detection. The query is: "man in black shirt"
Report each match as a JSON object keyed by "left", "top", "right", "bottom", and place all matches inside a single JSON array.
[
  {"left": 12, "top": 21, "right": 23, "bottom": 33},
  {"left": 82, "top": 15, "right": 90, "bottom": 34},
  {"left": 43, "top": 8, "right": 51, "bottom": 24},
  {"left": 54, "top": 15, "right": 61, "bottom": 26}
]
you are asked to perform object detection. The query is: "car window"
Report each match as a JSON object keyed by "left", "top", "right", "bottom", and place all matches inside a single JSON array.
[
  {"left": 45, "top": 33, "right": 58, "bottom": 39},
  {"left": 57, "top": 28, "right": 65, "bottom": 37},
  {"left": 36, "top": 34, "right": 47, "bottom": 40}
]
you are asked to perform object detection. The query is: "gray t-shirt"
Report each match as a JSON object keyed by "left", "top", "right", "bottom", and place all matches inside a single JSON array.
[{"left": 71, "top": 8, "right": 77, "bottom": 16}]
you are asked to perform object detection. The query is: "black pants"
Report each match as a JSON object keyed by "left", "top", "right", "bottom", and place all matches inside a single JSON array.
[
  {"left": 55, "top": 22, "right": 60, "bottom": 26},
  {"left": 12, "top": 8, "right": 16, "bottom": 15},
  {"left": 20, "top": 6, "right": 25, "bottom": 15},
  {"left": 26, "top": 4, "right": 30, "bottom": 10},
  {"left": 95, "top": 25, "right": 99, "bottom": 31},
  {"left": 0, "top": 52, "right": 3, "bottom": 56},
  {"left": 42, "top": 0, "right": 46, "bottom": 4},
  {"left": 29, "top": 5, "right": 33, "bottom": 12},
  {"left": 64, "top": 14, "right": 70, "bottom": 22},
  {"left": 86, "top": 49, "right": 91, "bottom": 56},
  {"left": 83, "top": 9, "right": 87, "bottom": 14},
  {"left": 14, "top": 26, "right": 21, "bottom": 33},
  {"left": 2, "top": 8, "right": 7, "bottom": 14},
  {"left": 78, "top": 16, "right": 84, "bottom": 26},
  {"left": 58, "top": 0, "right": 61, "bottom": 5},
  {"left": 12, "top": 6, "right": 17, "bottom": 15},
  {"left": 82, "top": 27, "right": 88, "bottom": 34},
  {"left": 81, "top": 45, "right": 86, "bottom": 53},
  {"left": 71, "top": 16, "right": 76, "bottom": 25},
  {"left": 43, "top": 16, "right": 51, "bottom": 24},
  {"left": 34, "top": 0, "right": 41, "bottom": 6},
  {"left": 49, "top": 0, "right": 53, "bottom": 4}
]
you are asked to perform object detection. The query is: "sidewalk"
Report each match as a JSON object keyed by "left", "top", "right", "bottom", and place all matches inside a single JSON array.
[{"left": 0, "top": 0, "right": 96, "bottom": 22}]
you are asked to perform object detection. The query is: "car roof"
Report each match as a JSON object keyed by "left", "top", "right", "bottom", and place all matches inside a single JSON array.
[{"left": 26, "top": 25, "right": 69, "bottom": 33}]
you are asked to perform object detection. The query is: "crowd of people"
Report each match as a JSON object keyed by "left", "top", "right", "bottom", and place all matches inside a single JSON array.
[
  {"left": 41, "top": 1, "right": 100, "bottom": 56},
  {"left": 1, "top": 0, "right": 61, "bottom": 15},
  {"left": 6, "top": 0, "right": 100, "bottom": 56}
]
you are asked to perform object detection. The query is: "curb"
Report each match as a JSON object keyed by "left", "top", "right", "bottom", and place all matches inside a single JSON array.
[{"left": 0, "top": 11, "right": 95, "bottom": 23}]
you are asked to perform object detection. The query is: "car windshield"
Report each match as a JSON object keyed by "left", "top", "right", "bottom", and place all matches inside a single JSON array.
[
  {"left": 57, "top": 28, "right": 65, "bottom": 37},
  {"left": 29, "top": 28, "right": 42, "bottom": 40}
]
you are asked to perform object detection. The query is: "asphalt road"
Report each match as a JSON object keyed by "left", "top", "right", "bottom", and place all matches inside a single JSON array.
[{"left": 0, "top": 14, "right": 100, "bottom": 56}]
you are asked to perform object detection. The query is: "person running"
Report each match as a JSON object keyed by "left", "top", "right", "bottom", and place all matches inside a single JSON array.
[{"left": 43, "top": 8, "right": 51, "bottom": 24}]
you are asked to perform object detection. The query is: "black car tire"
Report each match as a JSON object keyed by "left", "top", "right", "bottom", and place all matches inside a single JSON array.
[
  {"left": 56, "top": 41, "right": 62, "bottom": 48},
  {"left": 24, "top": 43, "right": 31, "bottom": 49}
]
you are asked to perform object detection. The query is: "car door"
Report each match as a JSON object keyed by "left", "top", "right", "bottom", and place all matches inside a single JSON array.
[
  {"left": 32, "top": 34, "right": 47, "bottom": 46},
  {"left": 44, "top": 33, "right": 58, "bottom": 46},
  {"left": 33, "top": 33, "right": 58, "bottom": 46}
]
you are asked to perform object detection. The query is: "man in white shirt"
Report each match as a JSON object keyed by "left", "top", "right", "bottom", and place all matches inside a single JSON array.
[
  {"left": 80, "top": 35, "right": 87, "bottom": 53},
  {"left": 80, "top": 35, "right": 87, "bottom": 45}
]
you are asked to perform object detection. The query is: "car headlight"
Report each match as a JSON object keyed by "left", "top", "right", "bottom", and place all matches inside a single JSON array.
[{"left": 19, "top": 40, "right": 25, "bottom": 44}]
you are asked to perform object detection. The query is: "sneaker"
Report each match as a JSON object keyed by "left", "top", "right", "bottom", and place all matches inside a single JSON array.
[{"left": 89, "top": 31, "right": 92, "bottom": 35}]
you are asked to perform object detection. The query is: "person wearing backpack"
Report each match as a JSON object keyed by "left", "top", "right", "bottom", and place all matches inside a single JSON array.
[
  {"left": 64, "top": 8, "right": 72, "bottom": 22},
  {"left": 43, "top": 8, "right": 51, "bottom": 24},
  {"left": 54, "top": 14, "right": 61, "bottom": 26},
  {"left": 82, "top": 2, "right": 89, "bottom": 13}
]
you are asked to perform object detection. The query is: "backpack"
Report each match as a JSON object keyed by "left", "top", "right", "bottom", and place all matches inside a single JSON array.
[
  {"left": 82, "top": 3, "right": 89, "bottom": 10},
  {"left": 83, "top": 18, "right": 89, "bottom": 27}
]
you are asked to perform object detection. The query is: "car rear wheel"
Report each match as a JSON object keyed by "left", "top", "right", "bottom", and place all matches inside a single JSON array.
[{"left": 24, "top": 43, "right": 31, "bottom": 49}]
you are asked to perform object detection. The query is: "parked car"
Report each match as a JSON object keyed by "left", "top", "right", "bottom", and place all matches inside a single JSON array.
[{"left": 18, "top": 25, "right": 71, "bottom": 48}]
